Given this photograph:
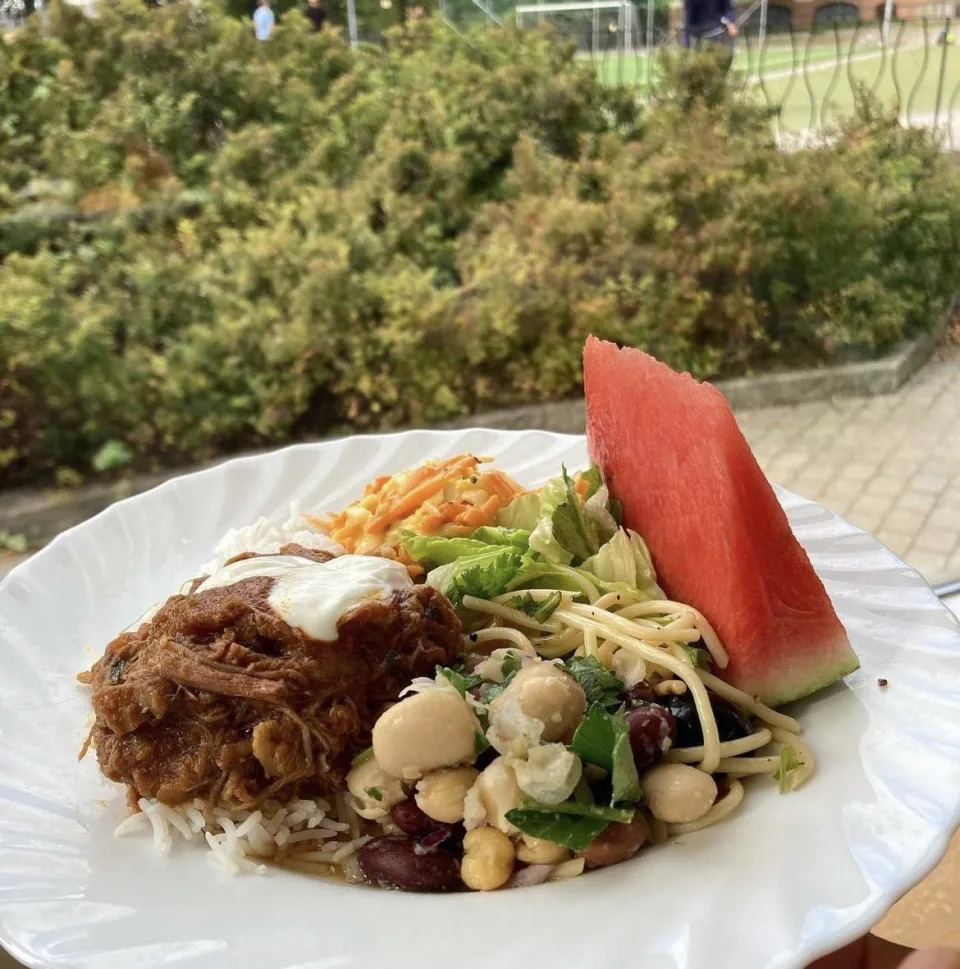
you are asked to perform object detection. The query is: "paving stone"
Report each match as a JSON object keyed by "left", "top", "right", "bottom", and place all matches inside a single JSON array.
[
  {"left": 913, "top": 529, "right": 960, "bottom": 556},
  {"left": 882, "top": 508, "right": 930, "bottom": 535}
]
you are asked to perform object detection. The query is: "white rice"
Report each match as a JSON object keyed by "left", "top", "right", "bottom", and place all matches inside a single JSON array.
[
  {"left": 200, "top": 501, "right": 342, "bottom": 575},
  {"left": 116, "top": 794, "right": 370, "bottom": 877}
]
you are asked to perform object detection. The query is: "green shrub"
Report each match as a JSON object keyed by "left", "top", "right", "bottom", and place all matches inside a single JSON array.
[{"left": 0, "top": 18, "right": 957, "bottom": 487}]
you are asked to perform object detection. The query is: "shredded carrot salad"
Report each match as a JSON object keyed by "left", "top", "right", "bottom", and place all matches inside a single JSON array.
[{"left": 311, "top": 454, "right": 525, "bottom": 573}]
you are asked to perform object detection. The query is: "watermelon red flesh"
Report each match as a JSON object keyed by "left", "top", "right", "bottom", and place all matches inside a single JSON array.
[{"left": 583, "top": 337, "right": 859, "bottom": 707}]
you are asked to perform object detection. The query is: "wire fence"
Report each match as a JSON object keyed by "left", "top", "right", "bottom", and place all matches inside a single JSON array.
[{"left": 552, "top": 15, "right": 960, "bottom": 145}]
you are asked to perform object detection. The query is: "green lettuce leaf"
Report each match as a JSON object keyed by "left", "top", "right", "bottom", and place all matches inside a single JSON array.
[
  {"left": 581, "top": 484, "right": 619, "bottom": 544},
  {"left": 580, "top": 528, "right": 664, "bottom": 600},
  {"left": 469, "top": 526, "right": 532, "bottom": 548},
  {"left": 498, "top": 492, "right": 542, "bottom": 531},
  {"left": 426, "top": 545, "right": 524, "bottom": 604},
  {"left": 528, "top": 472, "right": 576, "bottom": 565},
  {"left": 401, "top": 527, "right": 529, "bottom": 568},
  {"left": 552, "top": 466, "right": 602, "bottom": 563},
  {"left": 775, "top": 744, "right": 801, "bottom": 794}
]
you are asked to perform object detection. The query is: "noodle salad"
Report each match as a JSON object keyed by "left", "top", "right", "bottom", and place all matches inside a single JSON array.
[{"left": 322, "top": 456, "right": 814, "bottom": 890}]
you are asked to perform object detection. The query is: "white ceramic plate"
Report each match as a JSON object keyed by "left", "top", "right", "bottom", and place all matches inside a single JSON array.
[{"left": 2, "top": 429, "right": 960, "bottom": 969}]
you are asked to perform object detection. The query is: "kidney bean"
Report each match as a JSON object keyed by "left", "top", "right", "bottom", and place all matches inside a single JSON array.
[
  {"left": 357, "top": 836, "right": 462, "bottom": 892},
  {"left": 582, "top": 813, "right": 650, "bottom": 869},
  {"left": 391, "top": 799, "right": 462, "bottom": 842},
  {"left": 624, "top": 705, "right": 677, "bottom": 772}
]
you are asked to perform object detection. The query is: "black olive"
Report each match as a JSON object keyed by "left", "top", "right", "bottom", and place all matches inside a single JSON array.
[
  {"left": 653, "top": 692, "right": 702, "bottom": 747},
  {"left": 653, "top": 692, "right": 752, "bottom": 747},
  {"left": 713, "top": 698, "right": 752, "bottom": 742}
]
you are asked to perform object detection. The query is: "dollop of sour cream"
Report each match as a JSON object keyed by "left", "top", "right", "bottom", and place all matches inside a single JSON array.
[{"left": 194, "top": 554, "right": 413, "bottom": 641}]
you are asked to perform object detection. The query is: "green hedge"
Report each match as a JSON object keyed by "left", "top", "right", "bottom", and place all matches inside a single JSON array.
[{"left": 1, "top": 2, "right": 958, "bottom": 486}]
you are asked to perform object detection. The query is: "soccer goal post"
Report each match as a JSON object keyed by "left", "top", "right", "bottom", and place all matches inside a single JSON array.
[{"left": 515, "top": 0, "right": 638, "bottom": 54}]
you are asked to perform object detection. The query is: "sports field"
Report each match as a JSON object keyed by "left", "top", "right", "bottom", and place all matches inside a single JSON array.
[{"left": 593, "top": 28, "right": 960, "bottom": 141}]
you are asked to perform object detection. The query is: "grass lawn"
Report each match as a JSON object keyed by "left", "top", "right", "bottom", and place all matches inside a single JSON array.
[
  {"left": 592, "top": 35, "right": 860, "bottom": 87},
  {"left": 759, "top": 42, "right": 960, "bottom": 136},
  {"left": 594, "top": 30, "right": 960, "bottom": 141}
]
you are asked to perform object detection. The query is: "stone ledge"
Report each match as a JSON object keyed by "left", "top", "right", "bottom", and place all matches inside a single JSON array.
[{"left": 2, "top": 299, "right": 953, "bottom": 551}]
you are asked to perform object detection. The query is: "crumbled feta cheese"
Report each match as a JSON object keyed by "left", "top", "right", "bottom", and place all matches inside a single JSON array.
[
  {"left": 474, "top": 648, "right": 525, "bottom": 684},
  {"left": 612, "top": 647, "right": 647, "bottom": 689},
  {"left": 512, "top": 744, "right": 582, "bottom": 804},
  {"left": 486, "top": 693, "right": 543, "bottom": 758}
]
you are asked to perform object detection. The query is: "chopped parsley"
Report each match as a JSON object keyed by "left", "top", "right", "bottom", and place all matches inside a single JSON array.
[
  {"left": 572, "top": 704, "right": 641, "bottom": 806},
  {"left": 436, "top": 666, "right": 482, "bottom": 697},
  {"left": 505, "top": 800, "right": 635, "bottom": 851},
  {"left": 681, "top": 644, "right": 711, "bottom": 669},
  {"left": 364, "top": 786, "right": 383, "bottom": 801},
  {"left": 564, "top": 655, "right": 624, "bottom": 709},
  {"left": 507, "top": 590, "right": 563, "bottom": 624}
]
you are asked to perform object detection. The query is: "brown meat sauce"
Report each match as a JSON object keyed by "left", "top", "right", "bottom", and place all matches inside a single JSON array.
[{"left": 81, "top": 544, "right": 461, "bottom": 809}]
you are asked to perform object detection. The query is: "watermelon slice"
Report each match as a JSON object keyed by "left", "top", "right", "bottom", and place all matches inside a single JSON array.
[{"left": 583, "top": 337, "right": 859, "bottom": 706}]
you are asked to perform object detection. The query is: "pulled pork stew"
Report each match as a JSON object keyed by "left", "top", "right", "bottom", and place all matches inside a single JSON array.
[{"left": 80, "top": 544, "right": 461, "bottom": 809}]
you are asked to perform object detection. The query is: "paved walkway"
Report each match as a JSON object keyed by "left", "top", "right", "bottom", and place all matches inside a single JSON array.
[{"left": 736, "top": 356, "right": 960, "bottom": 587}]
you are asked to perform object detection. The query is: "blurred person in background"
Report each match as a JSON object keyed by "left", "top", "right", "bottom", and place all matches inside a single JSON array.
[
  {"left": 304, "top": 0, "right": 326, "bottom": 31},
  {"left": 682, "top": 0, "right": 738, "bottom": 48},
  {"left": 253, "top": 0, "right": 275, "bottom": 40}
]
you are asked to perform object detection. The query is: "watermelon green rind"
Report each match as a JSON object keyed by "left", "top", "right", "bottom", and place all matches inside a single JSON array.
[
  {"left": 583, "top": 337, "right": 860, "bottom": 707},
  {"left": 741, "top": 630, "right": 860, "bottom": 708}
]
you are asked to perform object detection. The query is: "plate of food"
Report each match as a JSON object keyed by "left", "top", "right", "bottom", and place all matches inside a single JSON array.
[{"left": 1, "top": 340, "right": 959, "bottom": 969}]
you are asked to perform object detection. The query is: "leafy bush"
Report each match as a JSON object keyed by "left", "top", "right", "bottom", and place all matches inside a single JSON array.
[{"left": 0, "top": 10, "right": 957, "bottom": 487}]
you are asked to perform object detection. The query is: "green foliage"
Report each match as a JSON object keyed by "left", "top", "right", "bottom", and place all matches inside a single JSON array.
[{"left": 0, "top": 23, "right": 957, "bottom": 486}]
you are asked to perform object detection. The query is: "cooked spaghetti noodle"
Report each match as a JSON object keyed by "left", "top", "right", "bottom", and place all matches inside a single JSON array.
[{"left": 455, "top": 587, "right": 815, "bottom": 834}]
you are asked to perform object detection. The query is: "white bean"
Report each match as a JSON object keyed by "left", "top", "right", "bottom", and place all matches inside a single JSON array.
[
  {"left": 640, "top": 763, "right": 717, "bottom": 824},
  {"left": 489, "top": 662, "right": 586, "bottom": 742},
  {"left": 373, "top": 691, "right": 480, "bottom": 780}
]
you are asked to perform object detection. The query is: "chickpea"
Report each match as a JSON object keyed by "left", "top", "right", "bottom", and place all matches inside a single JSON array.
[
  {"left": 461, "top": 827, "right": 516, "bottom": 891},
  {"left": 373, "top": 690, "right": 481, "bottom": 780},
  {"left": 640, "top": 763, "right": 718, "bottom": 824},
  {"left": 415, "top": 766, "right": 479, "bottom": 823},
  {"left": 516, "top": 834, "right": 570, "bottom": 866},
  {"left": 489, "top": 662, "right": 587, "bottom": 742},
  {"left": 476, "top": 757, "right": 523, "bottom": 834},
  {"left": 345, "top": 757, "right": 406, "bottom": 820}
]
